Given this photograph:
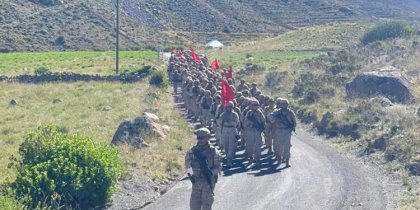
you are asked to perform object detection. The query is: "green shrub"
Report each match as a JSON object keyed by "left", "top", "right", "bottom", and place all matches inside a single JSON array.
[
  {"left": 149, "top": 71, "right": 169, "bottom": 88},
  {"left": 11, "top": 125, "right": 123, "bottom": 209},
  {"left": 264, "top": 71, "right": 288, "bottom": 88},
  {"left": 361, "top": 21, "right": 415, "bottom": 45},
  {"left": 0, "top": 195, "right": 22, "bottom": 210},
  {"left": 34, "top": 67, "right": 51, "bottom": 75}
]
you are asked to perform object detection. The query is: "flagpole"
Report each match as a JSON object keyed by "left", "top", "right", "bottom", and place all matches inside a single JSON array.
[{"left": 115, "top": 0, "right": 120, "bottom": 75}]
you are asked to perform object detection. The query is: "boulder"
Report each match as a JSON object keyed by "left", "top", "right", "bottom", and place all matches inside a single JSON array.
[
  {"left": 407, "top": 162, "right": 420, "bottom": 176},
  {"left": 372, "top": 136, "right": 387, "bottom": 151},
  {"left": 9, "top": 99, "right": 17, "bottom": 106},
  {"left": 111, "top": 112, "right": 169, "bottom": 148},
  {"left": 346, "top": 66, "right": 414, "bottom": 104}
]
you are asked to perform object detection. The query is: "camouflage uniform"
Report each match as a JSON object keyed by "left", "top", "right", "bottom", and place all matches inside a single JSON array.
[
  {"left": 243, "top": 100, "right": 266, "bottom": 165},
  {"left": 263, "top": 100, "right": 276, "bottom": 154},
  {"left": 269, "top": 98, "right": 296, "bottom": 167},
  {"left": 200, "top": 91, "right": 213, "bottom": 127},
  {"left": 220, "top": 102, "right": 240, "bottom": 166},
  {"left": 185, "top": 128, "right": 222, "bottom": 210}
]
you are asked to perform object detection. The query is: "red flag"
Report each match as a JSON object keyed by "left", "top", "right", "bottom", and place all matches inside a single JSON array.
[
  {"left": 189, "top": 48, "right": 201, "bottom": 63},
  {"left": 221, "top": 79, "right": 234, "bottom": 106},
  {"left": 177, "top": 51, "right": 185, "bottom": 59},
  {"left": 226, "top": 66, "right": 233, "bottom": 79},
  {"left": 210, "top": 58, "right": 220, "bottom": 70}
]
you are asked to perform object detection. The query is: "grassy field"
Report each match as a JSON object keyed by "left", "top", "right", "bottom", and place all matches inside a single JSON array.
[
  {"left": 205, "top": 23, "right": 367, "bottom": 71},
  {"left": 0, "top": 80, "right": 193, "bottom": 185},
  {"left": 0, "top": 51, "right": 158, "bottom": 76}
]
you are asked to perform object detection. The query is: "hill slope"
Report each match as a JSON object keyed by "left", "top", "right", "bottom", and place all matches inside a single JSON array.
[{"left": 0, "top": 0, "right": 419, "bottom": 52}]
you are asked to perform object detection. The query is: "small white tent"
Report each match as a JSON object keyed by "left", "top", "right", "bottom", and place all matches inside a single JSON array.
[{"left": 205, "top": 40, "right": 224, "bottom": 48}]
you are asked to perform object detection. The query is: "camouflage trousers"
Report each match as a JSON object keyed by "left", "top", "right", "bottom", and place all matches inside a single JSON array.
[
  {"left": 221, "top": 127, "right": 238, "bottom": 165},
  {"left": 264, "top": 127, "right": 273, "bottom": 149},
  {"left": 246, "top": 130, "right": 263, "bottom": 162},
  {"left": 190, "top": 180, "right": 214, "bottom": 210},
  {"left": 272, "top": 128, "right": 292, "bottom": 161},
  {"left": 215, "top": 119, "right": 222, "bottom": 148},
  {"left": 201, "top": 108, "right": 211, "bottom": 127}
]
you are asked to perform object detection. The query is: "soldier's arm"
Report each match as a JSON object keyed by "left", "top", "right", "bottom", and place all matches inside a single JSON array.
[
  {"left": 185, "top": 150, "right": 193, "bottom": 169},
  {"left": 268, "top": 110, "right": 279, "bottom": 123},
  {"left": 243, "top": 112, "right": 251, "bottom": 128},
  {"left": 211, "top": 149, "right": 222, "bottom": 175},
  {"left": 258, "top": 110, "right": 266, "bottom": 124},
  {"left": 289, "top": 109, "right": 297, "bottom": 128}
]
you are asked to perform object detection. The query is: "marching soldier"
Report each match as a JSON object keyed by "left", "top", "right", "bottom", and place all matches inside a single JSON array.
[
  {"left": 263, "top": 98, "right": 276, "bottom": 154},
  {"left": 269, "top": 98, "right": 297, "bottom": 168},
  {"left": 220, "top": 102, "right": 240, "bottom": 167},
  {"left": 243, "top": 100, "right": 266, "bottom": 167},
  {"left": 185, "top": 128, "right": 222, "bottom": 210}
]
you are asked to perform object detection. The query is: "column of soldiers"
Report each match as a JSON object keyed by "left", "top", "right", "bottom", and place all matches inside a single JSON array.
[
  {"left": 170, "top": 49, "right": 297, "bottom": 209},
  {"left": 169, "top": 50, "right": 297, "bottom": 168}
]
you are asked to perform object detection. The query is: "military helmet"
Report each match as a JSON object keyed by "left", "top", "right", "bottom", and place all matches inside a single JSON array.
[
  {"left": 195, "top": 128, "right": 211, "bottom": 139},
  {"left": 251, "top": 100, "right": 260, "bottom": 106},
  {"left": 226, "top": 101, "right": 234, "bottom": 108}
]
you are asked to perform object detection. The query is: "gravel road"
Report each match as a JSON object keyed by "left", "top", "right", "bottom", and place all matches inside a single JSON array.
[{"left": 143, "top": 129, "right": 392, "bottom": 210}]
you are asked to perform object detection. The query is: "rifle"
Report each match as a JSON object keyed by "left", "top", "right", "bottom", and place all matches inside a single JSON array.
[
  {"left": 187, "top": 173, "right": 195, "bottom": 184},
  {"left": 192, "top": 147, "right": 215, "bottom": 195},
  {"left": 275, "top": 110, "right": 296, "bottom": 133},
  {"left": 247, "top": 113, "right": 265, "bottom": 132}
]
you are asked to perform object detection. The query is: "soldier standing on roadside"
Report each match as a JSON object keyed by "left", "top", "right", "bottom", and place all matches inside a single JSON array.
[
  {"left": 269, "top": 98, "right": 296, "bottom": 168},
  {"left": 185, "top": 128, "right": 222, "bottom": 210}
]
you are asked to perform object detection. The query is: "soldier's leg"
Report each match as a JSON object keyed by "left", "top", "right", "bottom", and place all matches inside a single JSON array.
[
  {"left": 278, "top": 129, "right": 288, "bottom": 163},
  {"left": 240, "top": 129, "right": 246, "bottom": 148},
  {"left": 222, "top": 131, "right": 229, "bottom": 155},
  {"left": 201, "top": 183, "right": 214, "bottom": 210},
  {"left": 272, "top": 130, "right": 282, "bottom": 163},
  {"left": 227, "top": 130, "right": 237, "bottom": 166},
  {"left": 190, "top": 184, "right": 202, "bottom": 210},
  {"left": 253, "top": 132, "right": 263, "bottom": 165},
  {"left": 245, "top": 135, "right": 255, "bottom": 164},
  {"left": 264, "top": 129, "right": 273, "bottom": 153},
  {"left": 283, "top": 131, "right": 292, "bottom": 167}
]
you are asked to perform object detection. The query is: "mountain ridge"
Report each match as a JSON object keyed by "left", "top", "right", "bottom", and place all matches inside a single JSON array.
[{"left": 1, "top": 0, "right": 419, "bottom": 52}]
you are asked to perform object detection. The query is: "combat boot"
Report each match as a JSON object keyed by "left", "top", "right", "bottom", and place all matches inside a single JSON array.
[
  {"left": 247, "top": 157, "right": 254, "bottom": 165},
  {"left": 285, "top": 159, "right": 291, "bottom": 168},
  {"left": 276, "top": 155, "right": 282, "bottom": 164}
]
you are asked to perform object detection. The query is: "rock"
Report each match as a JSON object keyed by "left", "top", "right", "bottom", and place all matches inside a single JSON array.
[
  {"left": 9, "top": 99, "right": 17, "bottom": 106},
  {"left": 111, "top": 112, "right": 170, "bottom": 148},
  {"left": 112, "top": 120, "right": 144, "bottom": 148},
  {"left": 316, "top": 112, "right": 333, "bottom": 135},
  {"left": 369, "top": 97, "right": 393, "bottom": 107},
  {"left": 52, "top": 98, "right": 62, "bottom": 104},
  {"left": 407, "top": 162, "right": 420, "bottom": 176},
  {"left": 102, "top": 105, "right": 112, "bottom": 111},
  {"left": 346, "top": 66, "right": 414, "bottom": 104},
  {"left": 372, "top": 136, "right": 387, "bottom": 151}
]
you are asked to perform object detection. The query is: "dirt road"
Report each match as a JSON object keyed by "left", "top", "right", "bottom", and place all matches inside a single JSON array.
[{"left": 143, "top": 129, "right": 391, "bottom": 210}]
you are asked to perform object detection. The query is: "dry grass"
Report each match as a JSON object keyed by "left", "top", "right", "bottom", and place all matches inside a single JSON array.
[{"left": 0, "top": 80, "right": 193, "bottom": 184}]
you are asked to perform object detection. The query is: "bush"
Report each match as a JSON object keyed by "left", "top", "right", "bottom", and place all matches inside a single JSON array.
[
  {"left": 0, "top": 195, "right": 22, "bottom": 210},
  {"left": 34, "top": 67, "right": 51, "bottom": 75},
  {"left": 11, "top": 125, "right": 123, "bottom": 209},
  {"left": 264, "top": 71, "right": 288, "bottom": 88},
  {"left": 149, "top": 71, "right": 169, "bottom": 88},
  {"left": 361, "top": 21, "right": 415, "bottom": 45}
]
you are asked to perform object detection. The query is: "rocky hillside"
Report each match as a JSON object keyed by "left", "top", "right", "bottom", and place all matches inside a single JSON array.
[{"left": 1, "top": 0, "right": 420, "bottom": 52}]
